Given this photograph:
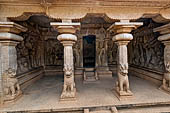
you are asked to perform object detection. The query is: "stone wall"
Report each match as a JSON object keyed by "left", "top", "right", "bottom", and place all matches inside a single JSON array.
[
  {"left": 128, "top": 19, "right": 164, "bottom": 73},
  {"left": 44, "top": 38, "right": 63, "bottom": 66},
  {"left": 16, "top": 21, "right": 64, "bottom": 76},
  {"left": 16, "top": 30, "right": 44, "bottom": 75}
]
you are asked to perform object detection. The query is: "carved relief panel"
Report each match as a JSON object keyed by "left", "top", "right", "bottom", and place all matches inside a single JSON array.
[
  {"left": 16, "top": 32, "right": 44, "bottom": 74},
  {"left": 44, "top": 38, "right": 63, "bottom": 66},
  {"left": 129, "top": 19, "right": 164, "bottom": 72}
]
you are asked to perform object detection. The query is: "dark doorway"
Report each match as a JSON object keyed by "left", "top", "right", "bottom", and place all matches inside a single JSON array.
[{"left": 83, "top": 35, "right": 96, "bottom": 67}]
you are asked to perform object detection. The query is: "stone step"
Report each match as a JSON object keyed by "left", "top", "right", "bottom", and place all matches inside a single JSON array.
[
  {"left": 84, "top": 107, "right": 118, "bottom": 113},
  {"left": 119, "top": 106, "right": 170, "bottom": 113},
  {"left": 85, "top": 68, "right": 95, "bottom": 71},
  {"left": 90, "top": 110, "right": 111, "bottom": 113},
  {"left": 85, "top": 72, "right": 95, "bottom": 76}
]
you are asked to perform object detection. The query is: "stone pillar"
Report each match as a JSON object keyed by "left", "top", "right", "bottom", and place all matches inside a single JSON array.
[
  {"left": 154, "top": 23, "right": 170, "bottom": 94},
  {"left": 51, "top": 21, "right": 80, "bottom": 101},
  {"left": 0, "top": 22, "right": 27, "bottom": 103},
  {"left": 108, "top": 20, "right": 142, "bottom": 100}
]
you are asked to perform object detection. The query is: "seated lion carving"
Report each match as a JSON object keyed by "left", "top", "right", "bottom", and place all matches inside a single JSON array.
[{"left": 3, "top": 68, "right": 21, "bottom": 97}]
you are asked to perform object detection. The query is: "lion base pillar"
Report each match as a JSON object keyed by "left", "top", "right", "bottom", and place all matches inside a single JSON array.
[
  {"left": 154, "top": 24, "right": 170, "bottom": 95},
  {"left": 51, "top": 21, "right": 80, "bottom": 101},
  {"left": 114, "top": 40, "right": 133, "bottom": 101},
  {"left": 109, "top": 20, "right": 142, "bottom": 100},
  {"left": 158, "top": 41, "right": 170, "bottom": 94},
  {"left": 0, "top": 22, "right": 27, "bottom": 104}
]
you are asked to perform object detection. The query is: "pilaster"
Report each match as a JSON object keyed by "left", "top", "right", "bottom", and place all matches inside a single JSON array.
[{"left": 109, "top": 20, "right": 143, "bottom": 100}]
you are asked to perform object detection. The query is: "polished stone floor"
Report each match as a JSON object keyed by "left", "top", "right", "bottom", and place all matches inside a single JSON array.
[{"left": 1, "top": 74, "right": 170, "bottom": 112}]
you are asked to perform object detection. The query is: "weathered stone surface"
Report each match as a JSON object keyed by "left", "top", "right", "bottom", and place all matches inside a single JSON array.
[
  {"left": 110, "top": 21, "right": 142, "bottom": 99},
  {"left": 2, "top": 68, "right": 22, "bottom": 102},
  {"left": 0, "top": 22, "right": 26, "bottom": 104},
  {"left": 129, "top": 20, "right": 164, "bottom": 72},
  {"left": 51, "top": 22, "right": 80, "bottom": 101},
  {"left": 154, "top": 22, "right": 170, "bottom": 94}
]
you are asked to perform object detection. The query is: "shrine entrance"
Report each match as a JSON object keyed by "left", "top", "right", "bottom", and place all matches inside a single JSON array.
[{"left": 83, "top": 35, "right": 96, "bottom": 68}]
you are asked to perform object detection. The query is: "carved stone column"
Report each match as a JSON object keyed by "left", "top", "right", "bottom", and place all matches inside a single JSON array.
[
  {"left": 51, "top": 21, "right": 80, "bottom": 101},
  {"left": 108, "top": 20, "right": 142, "bottom": 100},
  {"left": 0, "top": 22, "right": 27, "bottom": 104},
  {"left": 154, "top": 23, "right": 170, "bottom": 94}
]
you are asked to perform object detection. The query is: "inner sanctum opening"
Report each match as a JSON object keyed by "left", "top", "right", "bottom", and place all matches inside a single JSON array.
[{"left": 83, "top": 35, "right": 96, "bottom": 68}]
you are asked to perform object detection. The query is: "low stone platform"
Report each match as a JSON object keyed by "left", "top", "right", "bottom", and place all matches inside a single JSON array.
[{"left": 1, "top": 74, "right": 170, "bottom": 112}]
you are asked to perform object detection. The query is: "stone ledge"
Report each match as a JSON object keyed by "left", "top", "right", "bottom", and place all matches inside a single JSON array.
[
  {"left": 129, "top": 66, "right": 163, "bottom": 85},
  {"left": 17, "top": 67, "right": 44, "bottom": 89}
]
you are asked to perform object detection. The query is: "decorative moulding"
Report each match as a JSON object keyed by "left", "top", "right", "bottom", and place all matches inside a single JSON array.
[{"left": 0, "top": 22, "right": 27, "bottom": 34}]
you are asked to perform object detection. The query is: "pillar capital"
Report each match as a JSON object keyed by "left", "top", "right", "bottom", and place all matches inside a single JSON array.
[
  {"left": 112, "top": 33, "right": 133, "bottom": 43},
  {"left": 154, "top": 23, "right": 170, "bottom": 43},
  {"left": 57, "top": 34, "right": 77, "bottom": 43},
  {"left": 50, "top": 22, "right": 80, "bottom": 34},
  {"left": 0, "top": 22, "right": 27, "bottom": 43},
  {"left": 108, "top": 21, "right": 143, "bottom": 34},
  {"left": 0, "top": 22, "right": 27, "bottom": 34}
]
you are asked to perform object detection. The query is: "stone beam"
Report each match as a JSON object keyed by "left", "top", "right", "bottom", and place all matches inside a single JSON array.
[{"left": 1, "top": 1, "right": 170, "bottom": 21}]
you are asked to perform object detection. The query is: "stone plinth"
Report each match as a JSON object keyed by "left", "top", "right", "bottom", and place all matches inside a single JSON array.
[
  {"left": 109, "top": 20, "right": 143, "bottom": 100},
  {"left": 51, "top": 21, "right": 80, "bottom": 101},
  {"left": 0, "top": 22, "right": 27, "bottom": 104},
  {"left": 154, "top": 23, "right": 170, "bottom": 94}
]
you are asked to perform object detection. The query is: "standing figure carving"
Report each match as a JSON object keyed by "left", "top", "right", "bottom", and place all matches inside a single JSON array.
[
  {"left": 73, "top": 43, "right": 80, "bottom": 67},
  {"left": 36, "top": 37, "right": 43, "bottom": 66},
  {"left": 98, "top": 41, "right": 105, "bottom": 66}
]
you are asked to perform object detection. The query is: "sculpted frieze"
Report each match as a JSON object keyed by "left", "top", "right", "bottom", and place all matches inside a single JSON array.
[
  {"left": 129, "top": 20, "right": 164, "bottom": 72},
  {"left": 45, "top": 39, "right": 63, "bottom": 66}
]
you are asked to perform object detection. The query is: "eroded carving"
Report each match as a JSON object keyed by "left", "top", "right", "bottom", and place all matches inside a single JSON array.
[
  {"left": 45, "top": 39, "right": 63, "bottom": 66},
  {"left": 3, "top": 68, "right": 22, "bottom": 102},
  {"left": 116, "top": 63, "right": 132, "bottom": 96},
  {"left": 60, "top": 64, "right": 76, "bottom": 100},
  {"left": 73, "top": 42, "right": 81, "bottom": 67},
  {"left": 129, "top": 20, "right": 164, "bottom": 72}
]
